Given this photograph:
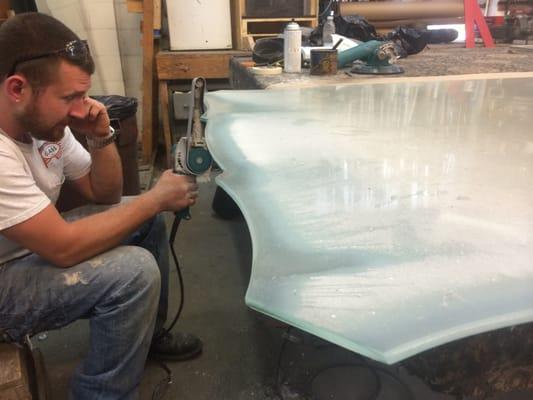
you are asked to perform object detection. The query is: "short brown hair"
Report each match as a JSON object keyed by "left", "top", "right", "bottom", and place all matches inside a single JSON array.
[{"left": 0, "top": 13, "right": 95, "bottom": 87}]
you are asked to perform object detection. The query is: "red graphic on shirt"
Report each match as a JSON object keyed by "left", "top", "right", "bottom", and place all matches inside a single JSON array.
[{"left": 39, "top": 142, "right": 63, "bottom": 167}]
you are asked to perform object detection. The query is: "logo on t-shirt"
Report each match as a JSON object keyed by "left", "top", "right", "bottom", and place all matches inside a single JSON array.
[{"left": 39, "top": 142, "right": 63, "bottom": 167}]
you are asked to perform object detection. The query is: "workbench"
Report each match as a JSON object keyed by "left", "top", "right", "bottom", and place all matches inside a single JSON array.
[{"left": 230, "top": 44, "right": 533, "bottom": 90}]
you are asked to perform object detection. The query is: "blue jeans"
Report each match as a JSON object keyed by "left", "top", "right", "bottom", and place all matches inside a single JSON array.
[{"left": 0, "top": 202, "right": 171, "bottom": 400}]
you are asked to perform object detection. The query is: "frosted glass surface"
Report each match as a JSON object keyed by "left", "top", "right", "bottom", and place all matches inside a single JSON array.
[{"left": 205, "top": 77, "right": 533, "bottom": 364}]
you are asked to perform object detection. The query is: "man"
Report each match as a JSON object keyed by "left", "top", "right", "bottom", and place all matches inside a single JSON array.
[{"left": 0, "top": 12, "right": 202, "bottom": 399}]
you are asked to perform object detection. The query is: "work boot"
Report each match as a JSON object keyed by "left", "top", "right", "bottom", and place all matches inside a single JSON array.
[{"left": 149, "top": 331, "right": 203, "bottom": 361}]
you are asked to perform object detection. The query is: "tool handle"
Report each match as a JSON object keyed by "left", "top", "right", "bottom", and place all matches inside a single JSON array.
[{"left": 175, "top": 207, "right": 191, "bottom": 221}]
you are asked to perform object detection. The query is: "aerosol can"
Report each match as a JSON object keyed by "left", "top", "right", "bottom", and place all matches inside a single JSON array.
[{"left": 283, "top": 20, "right": 302, "bottom": 73}]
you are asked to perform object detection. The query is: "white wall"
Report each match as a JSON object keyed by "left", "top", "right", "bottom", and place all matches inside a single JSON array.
[
  {"left": 114, "top": 0, "right": 143, "bottom": 129},
  {"left": 35, "top": 0, "right": 143, "bottom": 131}
]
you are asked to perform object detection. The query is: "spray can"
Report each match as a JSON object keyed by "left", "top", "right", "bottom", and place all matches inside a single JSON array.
[{"left": 283, "top": 20, "right": 302, "bottom": 73}]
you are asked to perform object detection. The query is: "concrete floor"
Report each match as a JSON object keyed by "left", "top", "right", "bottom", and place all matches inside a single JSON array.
[{"left": 37, "top": 179, "right": 533, "bottom": 400}]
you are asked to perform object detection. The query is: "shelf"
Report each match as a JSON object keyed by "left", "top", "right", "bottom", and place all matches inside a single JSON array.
[
  {"left": 232, "top": 0, "right": 319, "bottom": 50},
  {"left": 156, "top": 50, "right": 250, "bottom": 80},
  {"left": 242, "top": 17, "right": 317, "bottom": 22},
  {"left": 247, "top": 33, "right": 279, "bottom": 37}
]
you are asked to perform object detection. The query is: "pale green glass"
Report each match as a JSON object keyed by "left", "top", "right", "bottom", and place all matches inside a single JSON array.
[{"left": 205, "top": 77, "right": 533, "bottom": 364}]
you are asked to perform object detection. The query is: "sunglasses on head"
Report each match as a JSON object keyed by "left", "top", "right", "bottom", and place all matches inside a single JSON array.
[{"left": 7, "top": 40, "right": 90, "bottom": 77}]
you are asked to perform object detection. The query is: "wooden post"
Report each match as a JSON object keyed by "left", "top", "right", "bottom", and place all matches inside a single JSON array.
[
  {"left": 159, "top": 81, "right": 172, "bottom": 169},
  {"left": 0, "top": 0, "right": 10, "bottom": 22},
  {"left": 141, "top": 0, "right": 156, "bottom": 164},
  {"left": 153, "top": 0, "right": 161, "bottom": 32}
]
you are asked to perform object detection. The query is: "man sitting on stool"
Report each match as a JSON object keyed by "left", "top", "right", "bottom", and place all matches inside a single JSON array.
[{"left": 0, "top": 12, "right": 202, "bottom": 399}]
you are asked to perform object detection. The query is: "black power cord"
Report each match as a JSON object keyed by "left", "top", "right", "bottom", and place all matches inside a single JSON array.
[
  {"left": 275, "top": 327, "right": 416, "bottom": 400},
  {"left": 155, "top": 215, "right": 186, "bottom": 340},
  {"left": 151, "top": 214, "right": 187, "bottom": 400},
  {"left": 151, "top": 360, "right": 173, "bottom": 400},
  {"left": 309, "top": 362, "right": 380, "bottom": 400},
  {"left": 308, "top": 362, "right": 416, "bottom": 400}
]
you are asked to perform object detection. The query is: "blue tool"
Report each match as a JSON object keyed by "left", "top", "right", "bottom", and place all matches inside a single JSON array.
[{"left": 337, "top": 40, "right": 404, "bottom": 75}]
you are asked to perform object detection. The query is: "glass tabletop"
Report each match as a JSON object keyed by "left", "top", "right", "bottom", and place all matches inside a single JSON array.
[{"left": 205, "top": 76, "right": 533, "bottom": 364}]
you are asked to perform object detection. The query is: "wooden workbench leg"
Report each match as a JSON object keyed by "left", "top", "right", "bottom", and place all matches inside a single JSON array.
[
  {"left": 141, "top": 0, "right": 155, "bottom": 165},
  {"left": 159, "top": 81, "right": 173, "bottom": 169}
]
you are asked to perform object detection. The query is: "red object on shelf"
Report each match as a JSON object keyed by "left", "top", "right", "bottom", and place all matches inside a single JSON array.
[
  {"left": 486, "top": 15, "right": 506, "bottom": 26},
  {"left": 464, "top": 0, "right": 495, "bottom": 48}
]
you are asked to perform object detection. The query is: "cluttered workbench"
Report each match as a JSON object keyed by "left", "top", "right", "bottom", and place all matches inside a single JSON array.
[{"left": 230, "top": 43, "right": 533, "bottom": 89}]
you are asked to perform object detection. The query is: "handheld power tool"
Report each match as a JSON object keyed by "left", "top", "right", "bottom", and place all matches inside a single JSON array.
[
  {"left": 173, "top": 77, "right": 213, "bottom": 220},
  {"left": 155, "top": 77, "right": 213, "bottom": 397},
  {"left": 337, "top": 40, "right": 404, "bottom": 75}
]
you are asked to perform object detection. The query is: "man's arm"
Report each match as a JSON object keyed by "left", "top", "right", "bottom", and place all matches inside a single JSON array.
[
  {"left": 68, "top": 98, "right": 123, "bottom": 204},
  {"left": 69, "top": 142, "right": 123, "bottom": 205},
  {"left": 2, "top": 171, "right": 197, "bottom": 267}
]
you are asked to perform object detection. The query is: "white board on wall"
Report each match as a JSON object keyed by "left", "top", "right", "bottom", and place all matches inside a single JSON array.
[{"left": 166, "top": 0, "right": 232, "bottom": 50}]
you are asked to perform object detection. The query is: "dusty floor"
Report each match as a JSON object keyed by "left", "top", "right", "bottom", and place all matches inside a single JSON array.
[{"left": 34, "top": 178, "right": 533, "bottom": 400}]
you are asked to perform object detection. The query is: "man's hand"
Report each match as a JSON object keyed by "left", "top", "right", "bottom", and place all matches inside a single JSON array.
[
  {"left": 69, "top": 97, "right": 111, "bottom": 138},
  {"left": 149, "top": 170, "right": 199, "bottom": 212}
]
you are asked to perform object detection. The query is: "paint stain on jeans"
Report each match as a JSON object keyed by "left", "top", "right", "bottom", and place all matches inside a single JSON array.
[
  {"left": 63, "top": 271, "right": 88, "bottom": 286},
  {"left": 88, "top": 257, "right": 105, "bottom": 268}
]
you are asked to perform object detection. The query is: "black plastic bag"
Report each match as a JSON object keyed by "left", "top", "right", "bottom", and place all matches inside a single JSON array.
[
  {"left": 310, "top": 15, "right": 378, "bottom": 45},
  {"left": 91, "top": 95, "right": 138, "bottom": 121},
  {"left": 334, "top": 15, "right": 378, "bottom": 42},
  {"left": 384, "top": 26, "right": 458, "bottom": 57},
  {"left": 384, "top": 26, "right": 428, "bottom": 56},
  {"left": 426, "top": 29, "right": 459, "bottom": 44}
]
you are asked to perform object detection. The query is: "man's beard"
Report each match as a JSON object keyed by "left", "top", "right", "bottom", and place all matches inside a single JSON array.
[{"left": 15, "top": 100, "right": 67, "bottom": 142}]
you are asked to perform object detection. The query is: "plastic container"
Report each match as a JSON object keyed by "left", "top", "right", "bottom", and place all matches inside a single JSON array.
[
  {"left": 283, "top": 20, "right": 302, "bottom": 73},
  {"left": 322, "top": 12, "right": 336, "bottom": 46},
  {"left": 57, "top": 95, "right": 141, "bottom": 212},
  {"left": 91, "top": 95, "right": 140, "bottom": 197}
]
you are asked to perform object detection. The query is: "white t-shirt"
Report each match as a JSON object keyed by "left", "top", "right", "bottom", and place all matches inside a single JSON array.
[{"left": 0, "top": 127, "right": 91, "bottom": 264}]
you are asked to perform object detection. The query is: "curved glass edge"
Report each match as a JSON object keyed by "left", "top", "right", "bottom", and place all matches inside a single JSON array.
[
  {"left": 212, "top": 170, "right": 533, "bottom": 365},
  {"left": 204, "top": 77, "right": 533, "bottom": 365}
]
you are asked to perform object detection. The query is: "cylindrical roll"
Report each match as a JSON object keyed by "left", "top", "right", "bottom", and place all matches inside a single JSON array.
[
  {"left": 371, "top": 17, "right": 465, "bottom": 29},
  {"left": 339, "top": 1, "right": 464, "bottom": 21}
]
